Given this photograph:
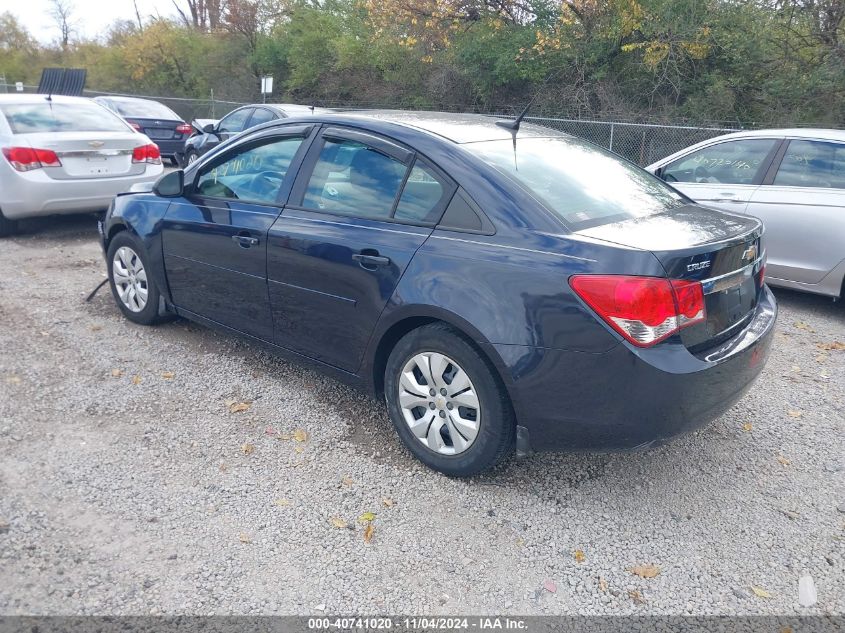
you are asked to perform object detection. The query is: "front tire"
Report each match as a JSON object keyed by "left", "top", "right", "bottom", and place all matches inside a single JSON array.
[
  {"left": 183, "top": 149, "right": 199, "bottom": 167},
  {"left": 384, "top": 323, "right": 515, "bottom": 477},
  {"left": 106, "top": 231, "right": 167, "bottom": 325}
]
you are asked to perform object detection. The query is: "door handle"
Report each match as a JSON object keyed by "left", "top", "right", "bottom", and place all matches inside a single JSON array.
[
  {"left": 231, "top": 234, "right": 259, "bottom": 247},
  {"left": 352, "top": 252, "right": 390, "bottom": 268}
]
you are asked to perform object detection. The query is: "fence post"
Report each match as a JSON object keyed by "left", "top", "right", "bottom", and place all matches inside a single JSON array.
[
  {"left": 210, "top": 89, "right": 215, "bottom": 118},
  {"left": 608, "top": 122, "right": 614, "bottom": 151}
]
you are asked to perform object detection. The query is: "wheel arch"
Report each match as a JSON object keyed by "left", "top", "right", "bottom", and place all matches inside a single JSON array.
[{"left": 365, "top": 306, "right": 520, "bottom": 408}]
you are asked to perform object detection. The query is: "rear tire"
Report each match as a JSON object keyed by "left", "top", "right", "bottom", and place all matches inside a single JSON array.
[
  {"left": 0, "top": 209, "right": 18, "bottom": 237},
  {"left": 384, "top": 323, "right": 515, "bottom": 477},
  {"left": 106, "top": 231, "right": 168, "bottom": 326}
]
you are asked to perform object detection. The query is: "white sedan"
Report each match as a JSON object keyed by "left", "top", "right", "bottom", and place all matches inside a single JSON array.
[
  {"left": 0, "top": 94, "right": 164, "bottom": 236},
  {"left": 646, "top": 128, "right": 845, "bottom": 299}
]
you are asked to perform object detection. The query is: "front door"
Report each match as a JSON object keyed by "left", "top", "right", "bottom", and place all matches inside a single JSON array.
[
  {"left": 267, "top": 127, "right": 454, "bottom": 372},
  {"left": 162, "top": 127, "right": 314, "bottom": 340},
  {"left": 660, "top": 138, "right": 781, "bottom": 213}
]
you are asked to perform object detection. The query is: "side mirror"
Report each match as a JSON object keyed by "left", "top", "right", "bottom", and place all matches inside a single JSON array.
[
  {"left": 153, "top": 170, "right": 184, "bottom": 198},
  {"left": 653, "top": 166, "right": 664, "bottom": 180},
  {"left": 202, "top": 123, "right": 217, "bottom": 134}
]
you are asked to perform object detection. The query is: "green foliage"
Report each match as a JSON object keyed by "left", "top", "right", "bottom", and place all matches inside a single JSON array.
[{"left": 1, "top": 1, "right": 843, "bottom": 126}]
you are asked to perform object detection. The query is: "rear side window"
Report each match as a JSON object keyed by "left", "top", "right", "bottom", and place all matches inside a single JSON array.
[
  {"left": 301, "top": 138, "right": 407, "bottom": 220},
  {"left": 112, "top": 99, "right": 179, "bottom": 120},
  {"left": 662, "top": 138, "right": 777, "bottom": 185},
  {"left": 394, "top": 160, "right": 449, "bottom": 224},
  {"left": 0, "top": 102, "right": 130, "bottom": 134},
  {"left": 774, "top": 139, "right": 845, "bottom": 189},
  {"left": 248, "top": 108, "right": 277, "bottom": 127}
]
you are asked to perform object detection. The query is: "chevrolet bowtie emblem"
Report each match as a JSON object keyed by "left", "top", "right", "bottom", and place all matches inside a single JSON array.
[
  {"left": 89, "top": 141, "right": 105, "bottom": 148},
  {"left": 741, "top": 244, "right": 758, "bottom": 262}
]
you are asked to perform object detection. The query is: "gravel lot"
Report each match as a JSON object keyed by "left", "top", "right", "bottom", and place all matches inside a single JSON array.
[{"left": 0, "top": 214, "right": 843, "bottom": 616}]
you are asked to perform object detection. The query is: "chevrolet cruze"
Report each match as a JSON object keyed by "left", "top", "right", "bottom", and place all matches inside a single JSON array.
[
  {"left": 0, "top": 94, "right": 163, "bottom": 236},
  {"left": 99, "top": 111, "right": 776, "bottom": 476}
]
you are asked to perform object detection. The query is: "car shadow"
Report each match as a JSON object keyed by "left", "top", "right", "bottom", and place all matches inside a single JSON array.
[
  {"left": 13, "top": 213, "right": 101, "bottom": 242},
  {"left": 769, "top": 285, "right": 844, "bottom": 320}
]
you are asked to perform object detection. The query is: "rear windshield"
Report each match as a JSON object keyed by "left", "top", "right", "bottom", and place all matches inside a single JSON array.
[
  {"left": 466, "top": 136, "right": 686, "bottom": 230},
  {"left": 111, "top": 99, "right": 180, "bottom": 120},
  {"left": 0, "top": 102, "right": 130, "bottom": 134}
]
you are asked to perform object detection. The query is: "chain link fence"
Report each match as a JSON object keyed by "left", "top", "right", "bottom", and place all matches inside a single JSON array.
[{"left": 1, "top": 83, "right": 746, "bottom": 166}]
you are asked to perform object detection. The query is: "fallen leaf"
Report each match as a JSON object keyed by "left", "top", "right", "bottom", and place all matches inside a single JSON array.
[
  {"left": 131, "top": 375, "right": 141, "bottom": 385},
  {"left": 359, "top": 511, "right": 376, "bottom": 523},
  {"left": 40, "top": 331, "right": 50, "bottom": 337},
  {"left": 543, "top": 579, "right": 557, "bottom": 593},
  {"left": 229, "top": 401, "right": 251, "bottom": 414},
  {"left": 278, "top": 433, "right": 291, "bottom": 440},
  {"left": 161, "top": 371, "right": 174, "bottom": 379},
  {"left": 219, "top": 463, "right": 228, "bottom": 472},
  {"left": 382, "top": 497, "right": 395, "bottom": 508},
  {"left": 516, "top": 537, "right": 525, "bottom": 547},
  {"left": 341, "top": 476, "right": 354, "bottom": 486},
  {"left": 273, "top": 498, "right": 290, "bottom": 507},
  {"left": 111, "top": 369, "right": 124, "bottom": 378},
  {"left": 816, "top": 341, "right": 845, "bottom": 351},
  {"left": 238, "top": 532, "right": 251, "bottom": 543},
  {"left": 779, "top": 509, "right": 800, "bottom": 521},
  {"left": 794, "top": 321, "right": 815, "bottom": 332},
  {"left": 90, "top": 325, "right": 102, "bottom": 332},
  {"left": 4, "top": 375, "right": 21, "bottom": 384},
  {"left": 574, "top": 549, "right": 585, "bottom": 563},
  {"left": 629, "top": 564, "right": 661, "bottom": 578},
  {"left": 628, "top": 590, "right": 645, "bottom": 604},
  {"left": 265, "top": 427, "right": 277, "bottom": 435},
  {"left": 241, "top": 443, "right": 255, "bottom": 455},
  {"left": 777, "top": 455, "right": 791, "bottom": 466},
  {"left": 598, "top": 577, "right": 608, "bottom": 592},
  {"left": 791, "top": 365, "right": 801, "bottom": 372},
  {"left": 751, "top": 586, "right": 772, "bottom": 599},
  {"left": 363, "top": 522, "right": 375, "bottom": 543},
  {"left": 294, "top": 445, "right": 305, "bottom": 454},
  {"left": 292, "top": 428, "right": 308, "bottom": 442},
  {"left": 742, "top": 422, "right": 753, "bottom": 432},
  {"left": 787, "top": 410, "right": 803, "bottom": 419},
  {"left": 330, "top": 517, "right": 348, "bottom": 529}
]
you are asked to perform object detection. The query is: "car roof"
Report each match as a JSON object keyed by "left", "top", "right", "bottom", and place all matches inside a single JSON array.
[
  {"left": 0, "top": 94, "right": 96, "bottom": 105},
  {"left": 317, "top": 110, "right": 566, "bottom": 144},
  {"left": 95, "top": 95, "right": 161, "bottom": 105},
  {"left": 704, "top": 127, "right": 845, "bottom": 142}
]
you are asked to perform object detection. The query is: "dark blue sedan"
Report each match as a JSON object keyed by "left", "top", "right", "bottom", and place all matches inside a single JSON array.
[{"left": 99, "top": 111, "right": 777, "bottom": 476}]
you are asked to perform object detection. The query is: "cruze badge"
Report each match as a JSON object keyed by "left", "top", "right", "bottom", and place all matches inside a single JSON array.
[{"left": 687, "top": 260, "right": 711, "bottom": 272}]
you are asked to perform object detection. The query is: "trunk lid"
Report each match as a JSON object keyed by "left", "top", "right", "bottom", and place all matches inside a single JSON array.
[
  {"left": 577, "top": 204, "right": 766, "bottom": 352},
  {"left": 18, "top": 131, "right": 150, "bottom": 180},
  {"left": 127, "top": 117, "right": 184, "bottom": 141}
]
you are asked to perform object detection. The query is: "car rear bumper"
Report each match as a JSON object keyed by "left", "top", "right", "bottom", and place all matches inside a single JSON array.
[
  {"left": 0, "top": 166, "right": 163, "bottom": 219},
  {"left": 150, "top": 138, "right": 187, "bottom": 158},
  {"left": 490, "top": 285, "right": 777, "bottom": 451}
]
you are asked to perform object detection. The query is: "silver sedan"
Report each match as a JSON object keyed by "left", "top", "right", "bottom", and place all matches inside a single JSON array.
[
  {"left": 0, "top": 94, "right": 163, "bottom": 236},
  {"left": 646, "top": 128, "right": 845, "bottom": 299}
]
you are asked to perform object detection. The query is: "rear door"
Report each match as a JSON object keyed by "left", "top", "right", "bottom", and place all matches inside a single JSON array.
[
  {"left": 162, "top": 125, "right": 315, "bottom": 340},
  {"left": 267, "top": 126, "right": 455, "bottom": 372},
  {"left": 659, "top": 138, "right": 781, "bottom": 212},
  {"left": 746, "top": 138, "right": 845, "bottom": 284}
]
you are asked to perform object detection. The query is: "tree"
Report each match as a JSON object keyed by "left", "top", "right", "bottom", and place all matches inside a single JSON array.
[{"left": 48, "top": 0, "right": 76, "bottom": 50}]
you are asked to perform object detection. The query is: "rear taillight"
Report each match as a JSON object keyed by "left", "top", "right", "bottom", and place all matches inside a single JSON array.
[
  {"left": 128, "top": 122, "right": 142, "bottom": 132},
  {"left": 570, "top": 275, "right": 705, "bottom": 347},
  {"left": 2, "top": 146, "right": 62, "bottom": 171},
  {"left": 176, "top": 123, "right": 193, "bottom": 135},
  {"left": 758, "top": 263, "right": 766, "bottom": 287},
  {"left": 132, "top": 143, "right": 161, "bottom": 165}
]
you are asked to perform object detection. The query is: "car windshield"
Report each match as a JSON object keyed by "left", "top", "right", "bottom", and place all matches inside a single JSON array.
[
  {"left": 1, "top": 102, "right": 130, "bottom": 134},
  {"left": 111, "top": 99, "right": 180, "bottom": 120},
  {"left": 466, "top": 136, "right": 686, "bottom": 230}
]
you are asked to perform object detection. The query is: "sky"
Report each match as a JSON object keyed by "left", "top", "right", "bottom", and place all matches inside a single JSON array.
[{"left": 1, "top": 0, "right": 178, "bottom": 43}]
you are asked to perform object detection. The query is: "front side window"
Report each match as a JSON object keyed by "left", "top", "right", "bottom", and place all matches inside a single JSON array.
[
  {"left": 301, "top": 138, "right": 407, "bottom": 220},
  {"left": 218, "top": 108, "right": 252, "bottom": 134},
  {"left": 0, "top": 102, "right": 131, "bottom": 134},
  {"left": 662, "top": 139, "right": 777, "bottom": 185},
  {"left": 468, "top": 136, "right": 685, "bottom": 230},
  {"left": 774, "top": 139, "right": 845, "bottom": 189},
  {"left": 195, "top": 136, "right": 304, "bottom": 203}
]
